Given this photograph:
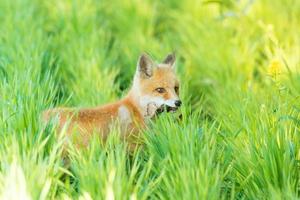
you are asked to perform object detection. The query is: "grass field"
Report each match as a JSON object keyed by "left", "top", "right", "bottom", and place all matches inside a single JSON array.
[{"left": 0, "top": 0, "right": 300, "bottom": 199}]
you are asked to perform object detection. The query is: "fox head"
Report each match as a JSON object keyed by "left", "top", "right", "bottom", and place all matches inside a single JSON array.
[{"left": 130, "top": 53, "right": 181, "bottom": 117}]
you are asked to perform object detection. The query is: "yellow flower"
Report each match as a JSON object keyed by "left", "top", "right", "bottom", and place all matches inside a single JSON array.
[{"left": 268, "top": 59, "right": 282, "bottom": 79}]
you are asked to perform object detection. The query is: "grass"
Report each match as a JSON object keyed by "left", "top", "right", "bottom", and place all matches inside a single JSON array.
[{"left": 0, "top": 0, "right": 300, "bottom": 199}]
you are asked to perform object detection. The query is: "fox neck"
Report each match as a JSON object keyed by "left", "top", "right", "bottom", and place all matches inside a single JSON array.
[{"left": 125, "top": 76, "right": 154, "bottom": 119}]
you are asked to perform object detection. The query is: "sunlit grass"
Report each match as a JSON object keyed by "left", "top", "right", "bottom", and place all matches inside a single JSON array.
[{"left": 0, "top": 0, "right": 299, "bottom": 199}]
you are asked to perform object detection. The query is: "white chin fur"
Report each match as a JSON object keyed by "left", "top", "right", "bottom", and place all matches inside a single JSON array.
[
  {"left": 140, "top": 96, "right": 177, "bottom": 108},
  {"left": 164, "top": 99, "right": 176, "bottom": 107},
  {"left": 140, "top": 96, "right": 165, "bottom": 108}
]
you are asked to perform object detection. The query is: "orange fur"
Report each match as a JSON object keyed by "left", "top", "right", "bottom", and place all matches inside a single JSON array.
[{"left": 139, "top": 66, "right": 180, "bottom": 99}]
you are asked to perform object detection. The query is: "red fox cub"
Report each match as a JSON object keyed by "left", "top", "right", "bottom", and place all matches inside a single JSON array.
[{"left": 43, "top": 53, "right": 181, "bottom": 150}]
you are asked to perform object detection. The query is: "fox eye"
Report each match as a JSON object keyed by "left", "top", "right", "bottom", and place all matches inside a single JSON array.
[
  {"left": 155, "top": 87, "right": 166, "bottom": 93},
  {"left": 174, "top": 86, "right": 179, "bottom": 93}
]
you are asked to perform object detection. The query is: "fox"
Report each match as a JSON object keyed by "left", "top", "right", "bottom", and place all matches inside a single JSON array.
[{"left": 43, "top": 53, "right": 181, "bottom": 150}]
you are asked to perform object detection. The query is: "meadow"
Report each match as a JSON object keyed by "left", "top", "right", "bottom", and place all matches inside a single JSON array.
[{"left": 0, "top": 0, "right": 300, "bottom": 199}]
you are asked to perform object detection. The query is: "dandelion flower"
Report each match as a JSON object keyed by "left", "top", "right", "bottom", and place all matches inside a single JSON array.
[{"left": 268, "top": 59, "right": 282, "bottom": 79}]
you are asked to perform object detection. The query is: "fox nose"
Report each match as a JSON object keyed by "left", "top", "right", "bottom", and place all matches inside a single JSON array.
[{"left": 175, "top": 100, "right": 182, "bottom": 107}]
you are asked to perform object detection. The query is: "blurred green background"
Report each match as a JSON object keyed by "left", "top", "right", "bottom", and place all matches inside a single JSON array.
[{"left": 0, "top": 0, "right": 300, "bottom": 199}]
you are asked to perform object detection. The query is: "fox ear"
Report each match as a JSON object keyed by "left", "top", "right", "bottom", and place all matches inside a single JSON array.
[
  {"left": 137, "top": 53, "right": 154, "bottom": 78},
  {"left": 162, "top": 53, "right": 176, "bottom": 68}
]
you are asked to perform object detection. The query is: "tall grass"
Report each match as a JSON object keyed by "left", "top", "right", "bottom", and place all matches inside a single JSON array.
[{"left": 0, "top": 0, "right": 299, "bottom": 199}]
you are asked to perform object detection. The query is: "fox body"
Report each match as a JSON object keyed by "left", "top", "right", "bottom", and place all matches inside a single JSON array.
[{"left": 43, "top": 53, "right": 181, "bottom": 149}]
